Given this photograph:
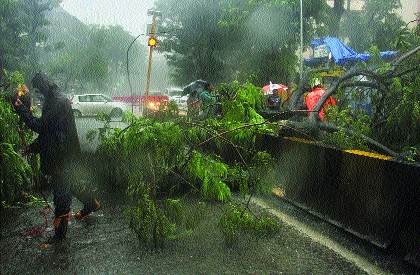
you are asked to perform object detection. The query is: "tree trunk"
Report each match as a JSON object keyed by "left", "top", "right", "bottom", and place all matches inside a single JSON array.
[{"left": 330, "top": 0, "right": 345, "bottom": 37}]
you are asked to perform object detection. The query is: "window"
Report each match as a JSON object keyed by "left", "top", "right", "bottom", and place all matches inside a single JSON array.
[
  {"left": 78, "top": 95, "right": 90, "bottom": 102},
  {"left": 91, "top": 95, "right": 107, "bottom": 102}
]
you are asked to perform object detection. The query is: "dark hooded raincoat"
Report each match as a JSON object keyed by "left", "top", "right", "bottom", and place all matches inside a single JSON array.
[
  {"left": 15, "top": 72, "right": 80, "bottom": 216},
  {"left": 16, "top": 72, "right": 80, "bottom": 175}
]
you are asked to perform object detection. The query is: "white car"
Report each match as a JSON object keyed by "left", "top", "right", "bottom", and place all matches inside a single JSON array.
[
  {"left": 169, "top": 95, "right": 189, "bottom": 112},
  {"left": 165, "top": 87, "right": 183, "bottom": 97},
  {"left": 70, "top": 94, "right": 129, "bottom": 117},
  {"left": 165, "top": 87, "right": 188, "bottom": 112}
]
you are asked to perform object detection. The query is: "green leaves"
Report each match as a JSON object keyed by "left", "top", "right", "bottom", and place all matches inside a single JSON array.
[
  {"left": 1, "top": 70, "right": 34, "bottom": 207},
  {"left": 218, "top": 203, "right": 279, "bottom": 246},
  {"left": 0, "top": 142, "right": 32, "bottom": 207},
  {"left": 95, "top": 80, "right": 280, "bottom": 247},
  {"left": 126, "top": 194, "right": 172, "bottom": 247},
  {"left": 187, "top": 151, "right": 231, "bottom": 202}
]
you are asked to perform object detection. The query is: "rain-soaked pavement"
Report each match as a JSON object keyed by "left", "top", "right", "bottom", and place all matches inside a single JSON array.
[{"left": 1, "top": 190, "right": 419, "bottom": 275}]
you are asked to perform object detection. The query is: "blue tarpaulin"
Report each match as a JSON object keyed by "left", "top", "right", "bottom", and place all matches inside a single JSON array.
[{"left": 304, "top": 37, "right": 397, "bottom": 67}]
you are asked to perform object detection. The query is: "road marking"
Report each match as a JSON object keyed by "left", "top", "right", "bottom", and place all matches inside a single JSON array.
[{"left": 252, "top": 198, "right": 390, "bottom": 275}]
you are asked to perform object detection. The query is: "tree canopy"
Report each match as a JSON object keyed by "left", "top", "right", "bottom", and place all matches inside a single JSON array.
[
  {"left": 341, "top": 0, "right": 405, "bottom": 52},
  {"left": 47, "top": 24, "right": 146, "bottom": 94},
  {"left": 152, "top": 0, "right": 409, "bottom": 87}
]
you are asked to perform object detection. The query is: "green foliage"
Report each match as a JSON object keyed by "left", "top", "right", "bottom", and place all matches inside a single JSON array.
[
  {"left": 187, "top": 151, "right": 232, "bottom": 202},
  {"left": 164, "top": 198, "right": 206, "bottom": 234},
  {"left": 349, "top": 36, "right": 420, "bottom": 153},
  {"left": 164, "top": 198, "right": 184, "bottom": 224},
  {"left": 0, "top": 1, "right": 28, "bottom": 72},
  {"left": 383, "top": 75, "right": 420, "bottom": 149},
  {"left": 19, "top": 0, "right": 62, "bottom": 73},
  {"left": 324, "top": 106, "right": 371, "bottom": 151},
  {"left": 219, "top": 80, "right": 266, "bottom": 113},
  {"left": 47, "top": 24, "right": 145, "bottom": 93},
  {"left": 95, "top": 80, "right": 277, "bottom": 247},
  {"left": 153, "top": 0, "right": 227, "bottom": 84},
  {"left": 218, "top": 203, "right": 279, "bottom": 246},
  {"left": 248, "top": 151, "right": 275, "bottom": 194},
  {"left": 218, "top": 80, "right": 274, "bottom": 147},
  {"left": 0, "top": 70, "right": 34, "bottom": 207},
  {"left": 153, "top": 0, "right": 322, "bottom": 85},
  {"left": 0, "top": 143, "right": 32, "bottom": 206},
  {"left": 125, "top": 194, "right": 172, "bottom": 248},
  {"left": 341, "top": 0, "right": 405, "bottom": 52}
]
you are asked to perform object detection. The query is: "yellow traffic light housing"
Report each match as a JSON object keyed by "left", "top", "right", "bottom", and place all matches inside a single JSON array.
[{"left": 148, "top": 37, "right": 157, "bottom": 47}]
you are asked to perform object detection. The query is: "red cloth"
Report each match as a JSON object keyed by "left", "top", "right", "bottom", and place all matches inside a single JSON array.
[{"left": 305, "top": 88, "right": 336, "bottom": 121}]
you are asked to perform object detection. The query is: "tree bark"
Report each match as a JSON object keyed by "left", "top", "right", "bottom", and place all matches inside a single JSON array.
[{"left": 330, "top": 0, "right": 345, "bottom": 37}]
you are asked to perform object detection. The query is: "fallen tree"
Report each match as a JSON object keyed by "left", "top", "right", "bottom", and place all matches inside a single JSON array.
[{"left": 286, "top": 44, "right": 420, "bottom": 159}]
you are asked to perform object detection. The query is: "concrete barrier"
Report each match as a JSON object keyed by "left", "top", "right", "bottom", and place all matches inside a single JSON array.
[{"left": 256, "top": 134, "right": 420, "bottom": 263}]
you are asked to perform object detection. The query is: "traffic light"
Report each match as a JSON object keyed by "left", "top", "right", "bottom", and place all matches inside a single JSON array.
[{"left": 148, "top": 37, "right": 157, "bottom": 47}]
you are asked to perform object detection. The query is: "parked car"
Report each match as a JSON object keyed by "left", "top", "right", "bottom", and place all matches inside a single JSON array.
[
  {"left": 164, "top": 87, "right": 188, "bottom": 113},
  {"left": 165, "top": 87, "right": 183, "bottom": 97},
  {"left": 70, "top": 93, "right": 129, "bottom": 117},
  {"left": 169, "top": 95, "right": 189, "bottom": 113}
]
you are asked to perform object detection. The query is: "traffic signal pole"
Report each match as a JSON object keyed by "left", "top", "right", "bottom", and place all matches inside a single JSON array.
[{"left": 145, "top": 10, "right": 160, "bottom": 108}]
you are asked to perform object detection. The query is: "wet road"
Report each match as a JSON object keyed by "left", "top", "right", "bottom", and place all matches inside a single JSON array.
[
  {"left": 255, "top": 195, "right": 419, "bottom": 275},
  {"left": 1, "top": 192, "right": 418, "bottom": 274}
]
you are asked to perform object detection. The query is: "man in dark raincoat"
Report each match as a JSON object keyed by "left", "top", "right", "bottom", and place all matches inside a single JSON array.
[
  {"left": 14, "top": 71, "right": 100, "bottom": 244},
  {"left": 266, "top": 88, "right": 282, "bottom": 111}
]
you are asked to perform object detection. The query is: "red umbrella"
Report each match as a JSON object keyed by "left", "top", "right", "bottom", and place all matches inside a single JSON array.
[{"left": 261, "top": 82, "right": 288, "bottom": 95}]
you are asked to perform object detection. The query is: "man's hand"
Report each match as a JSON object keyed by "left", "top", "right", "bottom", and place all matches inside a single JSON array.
[
  {"left": 14, "top": 98, "right": 23, "bottom": 107},
  {"left": 21, "top": 146, "right": 30, "bottom": 157}
]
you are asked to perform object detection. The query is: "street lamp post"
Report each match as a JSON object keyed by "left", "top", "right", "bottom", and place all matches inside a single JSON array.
[{"left": 127, "top": 34, "right": 142, "bottom": 113}]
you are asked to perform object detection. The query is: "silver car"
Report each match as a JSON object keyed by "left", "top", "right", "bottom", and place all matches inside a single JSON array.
[{"left": 70, "top": 93, "right": 129, "bottom": 117}]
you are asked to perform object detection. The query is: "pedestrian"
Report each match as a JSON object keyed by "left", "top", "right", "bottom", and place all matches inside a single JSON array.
[
  {"left": 198, "top": 83, "right": 215, "bottom": 109},
  {"left": 14, "top": 71, "right": 101, "bottom": 245},
  {"left": 305, "top": 79, "right": 336, "bottom": 121},
  {"left": 187, "top": 89, "right": 201, "bottom": 117},
  {"left": 197, "top": 83, "right": 216, "bottom": 118},
  {"left": 266, "top": 88, "right": 282, "bottom": 111}
]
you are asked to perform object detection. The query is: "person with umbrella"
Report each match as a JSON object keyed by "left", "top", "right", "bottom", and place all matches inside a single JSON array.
[
  {"left": 266, "top": 88, "right": 282, "bottom": 111},
  {"left": 186, "top": 90, "right": 201, "bottom": 117},
  {"left": 184, "top": 80, "right": 208, "bottom": 117},
  {"left": 198, "top": 83, "right": 215, "bottom": 112}
]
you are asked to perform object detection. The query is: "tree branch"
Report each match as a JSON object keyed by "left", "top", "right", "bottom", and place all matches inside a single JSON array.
[{"left": 388, "top": 45, "right": 420, "bottom": 75}]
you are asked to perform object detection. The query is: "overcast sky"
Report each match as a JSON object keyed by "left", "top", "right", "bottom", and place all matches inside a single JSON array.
[
  {"left": 60, "top": 0, "right": 155, "bottom": 36},
  {"left": 61, "top": 0, "right": 418, "bottom": 34}
]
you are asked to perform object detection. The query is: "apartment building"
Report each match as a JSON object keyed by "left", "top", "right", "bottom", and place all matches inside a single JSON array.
[
  {"left": 325, "top": 0, "right": 418, "bottom": 27},
  {"left": 399, "top": 0, "right": 419, "bottom": 28}
]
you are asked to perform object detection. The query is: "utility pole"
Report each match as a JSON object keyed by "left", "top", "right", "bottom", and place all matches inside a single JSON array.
[
  {"left": 300, "top": 0, "right": 303, "bottom": 80},
  {"left": 145, "top": 10, "right": 161, "bottom": 106}
]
